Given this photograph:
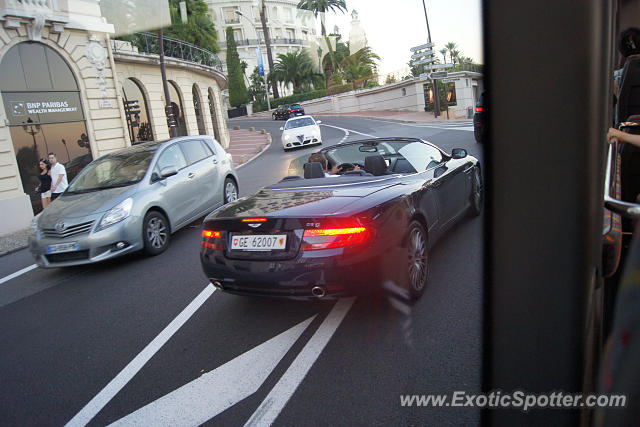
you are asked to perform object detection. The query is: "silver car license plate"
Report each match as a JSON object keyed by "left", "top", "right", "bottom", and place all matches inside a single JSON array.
[{"left": 46, "top": 242, "right": 80, "bottom": 254}]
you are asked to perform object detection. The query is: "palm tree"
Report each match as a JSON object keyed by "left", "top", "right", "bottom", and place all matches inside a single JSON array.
[
  {"left": 297, "top": 0, "right": 348, "bottom": 36},
  {"left": 450, "top": 48, "right": 460, "bottom": 64},
  {"left": 339, "top": 46, "right": 380, "bottom": 87},
  {"left": 445, "top": 41, "right": 458, "bottom": 64},
  {"left": 272, "top": 50, "right": 315, "bottom": 93},
  {"left": 439, "top": 48, "right": 448, "bottom": 64}
]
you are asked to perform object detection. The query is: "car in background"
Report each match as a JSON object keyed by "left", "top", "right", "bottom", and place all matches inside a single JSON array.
[
  {"left": 29, "top": 136, "right": 239, "bottom": 268},
  {"left": 272, "top": 105, "right": 290, "bottom": 120},
  {"left": 272, "top": 104, "right": 306, "bottom": 120},
  {"left": 200, "top": 137, "right": 482, "bottom": 300},
  {"left": 473, "top": 91, "right": 485, "bottom": 143},
  {"left": 280, "top": 115, "right": 322, "bottom": 150}
]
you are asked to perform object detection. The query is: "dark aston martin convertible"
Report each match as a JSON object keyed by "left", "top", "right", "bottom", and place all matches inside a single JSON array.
[{"left": 200, "top": 137, "right": 482, "bottom": 300}]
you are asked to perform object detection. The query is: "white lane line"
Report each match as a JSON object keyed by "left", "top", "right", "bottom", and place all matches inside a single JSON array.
[
  {"left": 109, "top": 316, "right": 316, "bottom": 427},
  {"left": 66, "top": 284, "right": 216, "bottom": 427},
  {"left": 244, "top": 297, "right": 356, "bottom": 427},
  {"left": 359, "top": 118, "right": 474, "bottom": 131},
  {"left": 320, "top": 124, "right": 375, "bottom": 139},
  {"left": 0, "top": 264, "right": 37, "bottom": 286}
]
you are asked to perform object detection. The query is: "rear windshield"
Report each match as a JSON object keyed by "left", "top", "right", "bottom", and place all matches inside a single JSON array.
[{"left": 290, "top": 104, "right": 303, "bottom": 110}]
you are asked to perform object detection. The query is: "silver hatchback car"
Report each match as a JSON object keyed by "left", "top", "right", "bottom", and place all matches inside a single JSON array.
[{"left": 29, "top": 136, "right": 239, "bottom": 268}]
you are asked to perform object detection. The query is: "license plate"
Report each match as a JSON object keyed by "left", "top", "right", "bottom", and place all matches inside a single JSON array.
[
  {"left": 46, "top": 242, "right": 80, "bottom": 254},
  {"left": 230, "top": 234, "right": 287, "bottom": 251}
]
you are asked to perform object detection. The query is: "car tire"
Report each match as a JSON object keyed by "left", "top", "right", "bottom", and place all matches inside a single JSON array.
[
  {"left": 142, "top": 211, "right": 170, "bottom": 256},
  {"left": 469, "top": 166, "right": 483, "bottom": 216},
  {"left": 405, "top": 220, "right": 429, "bottom": 301},
  {"left": 224, "top": 177, "right": 239, "bottom": 204}
]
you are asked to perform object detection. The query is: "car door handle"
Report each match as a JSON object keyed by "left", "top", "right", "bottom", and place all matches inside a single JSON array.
[
  {"left": 432, "top": 181, "right": 442, "bottom": 188},
  {"left": 212, "top": 156, "right": 218, "bottom": 164},
  {"left": 188, "top": 172, "right": 196, "bottom": 179}
]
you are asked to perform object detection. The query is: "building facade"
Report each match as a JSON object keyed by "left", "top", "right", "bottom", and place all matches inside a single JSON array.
[
  {"left": 0, "top": 0, "right": 228, "bottom": 236},
  {"left": 208, "top": 0, "right": 316, "bottom": 95}
]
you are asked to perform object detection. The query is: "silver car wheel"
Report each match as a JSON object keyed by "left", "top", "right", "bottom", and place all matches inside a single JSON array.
[
  {"left": 225, "top": 179, "right": 238, "bottom": 203},
  {"left": 146, "top": 217, "right": 167, "bottom": 249},
  {"left": 408, "top": 225, "right": 427, "bottom": 292}
]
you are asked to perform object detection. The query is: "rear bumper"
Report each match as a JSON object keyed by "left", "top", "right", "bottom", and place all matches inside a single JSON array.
[{"left": 200, "top": 247, "right": 387, "bottom": 299}]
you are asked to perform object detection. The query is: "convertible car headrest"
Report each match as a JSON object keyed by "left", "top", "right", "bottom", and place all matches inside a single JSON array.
[
  {"left": 617, "top": 54, "right": 640, "bottom": 125},
  {"left": 303, "top": 162, "right": 325, "bottom": 179},
  {"left": 364, "top": 155, "right": 388, "bottom": 176}
]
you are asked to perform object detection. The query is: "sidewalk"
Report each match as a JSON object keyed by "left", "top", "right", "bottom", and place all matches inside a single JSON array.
[
  {"left": 226, "top": 127, "right": 271, "bottom": 168},
  {"left": 0, "top": 128, "right": 273, "bottom": 256},
  {"left": 239, "top": 110, "right": 471, "bottom": 123}
]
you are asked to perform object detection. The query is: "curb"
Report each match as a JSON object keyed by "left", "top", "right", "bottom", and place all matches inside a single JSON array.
[
  {"left": 312, "top": 113, "right": 472, "bottom": 125},
  {"left": 0, "top": 244, "right": 28, "bottom": 257},
  {"left": 235, "top": 132, "right": 272, "bottom": 170}
]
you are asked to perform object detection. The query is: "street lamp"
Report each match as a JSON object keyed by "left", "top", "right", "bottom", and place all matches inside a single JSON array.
[
  {"left": 22, "top": 117, "right": 41, "bottom": 153},
  {"left": 235, "top": 10, "right": 271, "bottom": 111}
]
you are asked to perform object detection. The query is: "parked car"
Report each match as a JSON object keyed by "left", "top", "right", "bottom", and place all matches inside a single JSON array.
[
  {"left": 280, "top": 115, "right": 322, "bottom": 150},
  {"left": 289, "top": 103, "right": 305, "bottom": 117},
  {"left": 473, "top": 91, "right": 485, "bottom": 143},
  {"left": 29, "top": 136, "right": 239, "bottom": 268},
  {"left": 200, "top": 137, "right": 482, "bottom": 300}
]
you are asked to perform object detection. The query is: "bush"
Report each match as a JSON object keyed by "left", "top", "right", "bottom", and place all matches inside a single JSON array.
[
  {"left": 327, "top": 83, "right": 354, "bottom": 95},
  {"left": 267, "top": 90, "right": 328, "bottom": 109}
]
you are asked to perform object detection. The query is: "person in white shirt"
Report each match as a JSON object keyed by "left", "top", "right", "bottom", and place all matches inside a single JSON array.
[{"left": 48, "top": 152, "right": 68, "bottom": 201}]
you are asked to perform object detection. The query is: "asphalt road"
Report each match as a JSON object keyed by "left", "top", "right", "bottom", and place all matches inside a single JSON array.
[{"left": 0, "top": 116, "right": 483, "bottom": 426}]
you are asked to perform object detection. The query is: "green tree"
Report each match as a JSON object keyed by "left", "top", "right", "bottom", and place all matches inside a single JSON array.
[
  {"left": 164, "top": 0, "right": 219, "bottom": 53},
  {"left": 444, "top": 41, "right": 458, "bottom": 64},
  {"left": 271, "top": 50, "right": 315, "bottom": 93},
  {"left": 439, "top": 48, "right": 448, "bottom": 64},
  {"left": 297, "top": 0, "right": 348, "bottom": 36},
  {"left": 339, "top": 46, "right": 380, "bottom": 87},
  {"left": 226, "top": 27, "right": 248, "bottom": 107},
  {"left": 248, "top": 66, "right": 266, "bottom": 103}
]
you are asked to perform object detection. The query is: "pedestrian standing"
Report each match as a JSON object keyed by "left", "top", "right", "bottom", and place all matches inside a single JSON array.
[
  {"left": 35, "top": 158, "right": 52, "bottom": 209},
  {"left": 48, "top": 152, "right": 68, "bottom": 201}
]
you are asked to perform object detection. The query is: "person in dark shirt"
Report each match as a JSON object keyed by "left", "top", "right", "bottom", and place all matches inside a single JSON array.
[{"left": 35, "top": 158, "right": 52, "bottom": 209}]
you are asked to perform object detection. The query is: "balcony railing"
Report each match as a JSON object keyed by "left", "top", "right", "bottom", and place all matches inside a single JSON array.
[
  {"left": 219, "top": 38, "right": 304, "bottom": 49},
  {"left": 113, "top": 32, "right": 223, "bottom": 72}
]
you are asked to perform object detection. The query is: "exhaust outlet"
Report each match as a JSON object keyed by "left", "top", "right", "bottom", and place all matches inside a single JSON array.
[
  {"left": 211, "top": 281, "right": 223, "bottom": 290},
  {"left": 311, "top": 286, "right": 326, "bottom": 298}
]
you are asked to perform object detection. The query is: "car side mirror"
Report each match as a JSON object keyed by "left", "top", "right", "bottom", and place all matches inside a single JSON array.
[
  {"left": 316, "top": 120, "right": 322, "bottom": 124},
  {"left": 451, "top": 148, "right": 468, "bottom": 159},
  {"left": 160, "top": 166, "right": 178, "bottom": 179},
  {"left": 279, "top": 127, "right": 284, "bottom": 131}
]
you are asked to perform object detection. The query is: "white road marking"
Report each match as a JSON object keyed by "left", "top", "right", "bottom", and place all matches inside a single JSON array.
[
  {"left": 109, "top": 316, "right": 316, "bottom": 427},
  {"left": 0, "top": 264, "right": 37, "bottom": 285},
  {"left": 65, "top": 284, "right": 217, "bottom": 427},
  {"left": 244, "top": 297, "right": 355, "bottom": 427},
  {"left": 360, "top": 118, "right": 474, "bottom": 131},
  {"left": 320, "top": 124, "right": 375, "bottom": 139}
]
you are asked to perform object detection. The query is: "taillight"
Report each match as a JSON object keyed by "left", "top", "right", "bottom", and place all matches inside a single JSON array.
[
  {"left": 241, "top": 218, "right": 267, "bottom": 223},
  {"left": 202, "top": 229, "right": 222, "bottom": 250},
  {"left": 475, "top": 106, "right": 483, "bottom": 113},
  {"left": 301, "top": 227, "right": 368, "bottom": 250}
]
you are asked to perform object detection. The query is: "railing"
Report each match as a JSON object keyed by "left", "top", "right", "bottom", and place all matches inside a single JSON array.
[
  {"left": 219, "top": 38, "right": 304, "bottom": 49},
  {"left": 112, "top": 32, "right": 223, "bottom": 72},
  {"left": 451, "top": 63, "right": 484, "bottom": 73}
]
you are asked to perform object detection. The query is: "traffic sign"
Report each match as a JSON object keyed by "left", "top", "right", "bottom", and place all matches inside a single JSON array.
[
  {"left": 429, "top": 71, "right": 448, "bottom": 79},
  {"left": 411, "top": 49, "right": 434, "bottom": 60},
  {"left": 419, "top": 72, "right": 429, "bottom": 80},
  {"left": 441, "top": 78, "right": 459, "bottom": 83},
  {"left": 424, "top": 63, "right": 454, "bottom": 70},
  {"left": 410, "top": 42, "right": 433, "bottom": 52},
  {"left": 413, "top": 57, "right": 437, "bottom": 66}
]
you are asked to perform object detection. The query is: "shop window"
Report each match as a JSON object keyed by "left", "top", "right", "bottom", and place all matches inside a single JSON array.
[
  {"left": 0, "top": 42, "right": 92, "bottom": 215},
  {"left": 122, "top": 78, "right": 153, "bottom": 143},
  {"left": 192, "top": 84, "right": 206, "bottom": 135}
]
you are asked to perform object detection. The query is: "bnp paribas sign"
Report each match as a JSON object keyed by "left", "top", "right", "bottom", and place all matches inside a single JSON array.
[{"left": 3, "top": 91, "right": 84, "bottom": 125}]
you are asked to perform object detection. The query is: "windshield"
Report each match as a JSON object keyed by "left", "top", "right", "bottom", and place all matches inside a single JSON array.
[
  {"left": 67, "top": 150, "right": 154, "bottom": 193},
  {"left": 285, "top": 117, "right": 315, "bottom": 129}
]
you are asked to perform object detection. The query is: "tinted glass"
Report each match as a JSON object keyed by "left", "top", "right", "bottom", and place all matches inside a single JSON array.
[
  {"left": 157, "top": 143, "right": 187, "bottom": 171},
  {"left": 285, "top": 117, "right": 315, "bottom": 129},
  {"left": 19, "top": 44, "right": 54, "bottom": 90},
  {"left": 0, "top": 45, "right": 27, "bottom": 91},
  {"left": 46, "top": 47, "right": 78, "bottom": 90},
  {"left": 180, "top": 140, "right": 210, "bottom": 165},
  {"left": 122, "top": 78, "right": 153, "bottom": 143}
]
